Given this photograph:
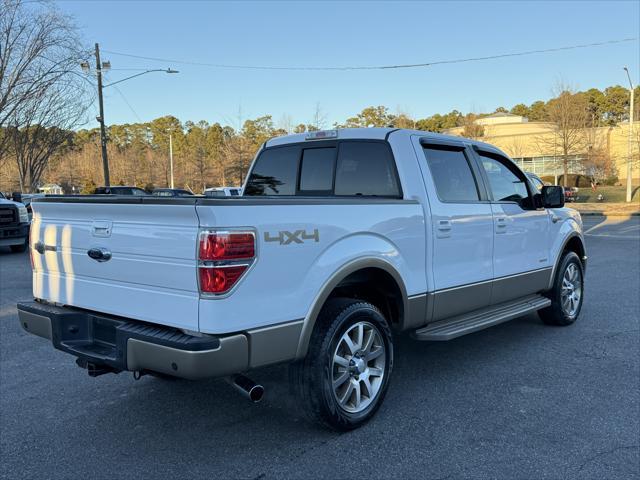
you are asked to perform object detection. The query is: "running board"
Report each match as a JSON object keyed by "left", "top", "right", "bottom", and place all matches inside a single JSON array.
[{"left": 413, "top": 294, "right": 551, "bottom": 341}]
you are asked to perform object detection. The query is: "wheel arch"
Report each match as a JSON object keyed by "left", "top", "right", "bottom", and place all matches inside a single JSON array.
[
  {"left": 547, "top": 232, "right": 587, "bottom": 290},
  {"left": 295, "top": 258, "right": 408, "bottom": 359}
]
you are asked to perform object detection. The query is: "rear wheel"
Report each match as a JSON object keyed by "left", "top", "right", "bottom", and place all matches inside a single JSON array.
[
  {"left": 291, "top": 298, "right": 393, "bottom": 431},
  {"left": 539, "top": 251, "right": 584, "bottom": 326}
]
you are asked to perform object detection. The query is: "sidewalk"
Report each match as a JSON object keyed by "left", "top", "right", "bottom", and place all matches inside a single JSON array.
[{"left": 571, "top": 202, "right": 640, "bottom": 216}]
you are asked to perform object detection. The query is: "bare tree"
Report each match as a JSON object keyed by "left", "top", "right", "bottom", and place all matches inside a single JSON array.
[
  {"left": 277, "top": 113, "right": 293, "bottom": 134},
  {"left": 393, "top": 107, "right": 416, "bottom": 129},
  {"left": 536, "top": 84, "right": 589, "bottom": 186},
  {"left": 460, "top": 113, "right": 485, "bottom": 140},
  {"left": 222, "top": 132, "right": 250, "bottom": 186},
  {"left": 504, "top": 136, "right": 527, "bottom": 159},
  {"left": 10, "top": 80, "right": 84, "bottom": 191},
  {"left": 0, "top": 0, "right": 91, "bottom": 191},
  {"left": 311, "top": 102, "right": 326, "bottom": 130}
]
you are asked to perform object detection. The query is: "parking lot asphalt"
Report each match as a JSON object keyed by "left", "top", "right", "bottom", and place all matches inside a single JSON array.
[{"left": 1, "top": 217, "right": 638, "bottom": 480}]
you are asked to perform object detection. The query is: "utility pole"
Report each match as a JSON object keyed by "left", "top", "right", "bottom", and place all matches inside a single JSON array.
[
  {"left": 80, "top": 50, "right": 178, "bottom": 189},
  {"left": 95, "top": 43, "right": 110, "bottom": 187},
  {"left": 169, "top": 133, "right": 174, "bottom": 188},
  {"left": 624, "top": 67, "right": 635, "bottom": 203}
]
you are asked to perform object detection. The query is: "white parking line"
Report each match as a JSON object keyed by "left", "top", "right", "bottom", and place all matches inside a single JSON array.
[
  {"left": 583, "top": 216, "right": 634, "bottom": 235},
  {"left": 585, "top": 234, "right": 638, "bottom": 239}
]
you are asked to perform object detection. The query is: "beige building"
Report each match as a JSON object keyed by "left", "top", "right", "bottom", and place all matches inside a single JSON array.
[{"left": 445, "top": 112, "right": 639, "bottom": 182}]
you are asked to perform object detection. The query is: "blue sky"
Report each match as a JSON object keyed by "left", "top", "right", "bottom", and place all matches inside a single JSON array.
[{"left": 56, "top": 0, "right": 640, "bottom": 130}]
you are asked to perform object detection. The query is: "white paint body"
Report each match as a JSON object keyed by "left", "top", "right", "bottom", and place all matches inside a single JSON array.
[{"left": 29, "top": 129, "right": 584, "bottom": 334}]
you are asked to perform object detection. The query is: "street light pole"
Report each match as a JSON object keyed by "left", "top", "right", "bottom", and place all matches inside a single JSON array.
[
  {"left": 624, "top": 67, "right": 635, "bottom": 203},
  {"left": 169, "top": 133, "right": 174, "bottom": 189},
  {"left": 95, "top": 43, "right": 110, "bottom": 187}
]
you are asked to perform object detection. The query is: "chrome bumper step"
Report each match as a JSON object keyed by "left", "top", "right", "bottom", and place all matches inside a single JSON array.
[{"left": 413, "top": 294, "right": 551, "bottom": 341}]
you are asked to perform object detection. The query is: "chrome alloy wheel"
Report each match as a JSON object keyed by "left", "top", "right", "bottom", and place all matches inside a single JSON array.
[
  {"left": 561, "top": 263, "right": 582, "bottom": 317},
  {"left": 331, "top": 321, "right": 386, "bottom": 414}
]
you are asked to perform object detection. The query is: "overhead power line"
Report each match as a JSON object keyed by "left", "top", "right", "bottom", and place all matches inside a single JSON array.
[
  {"left": 111, "top": 85, "right": 143, "bottom": 123},
  {"left": 103, "top": 37, "right": 638, "bottom": 72}
]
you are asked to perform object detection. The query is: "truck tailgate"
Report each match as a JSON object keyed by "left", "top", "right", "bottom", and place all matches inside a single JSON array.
[{"left": 30, "top": 200, "right": 199, "bottom": 330}]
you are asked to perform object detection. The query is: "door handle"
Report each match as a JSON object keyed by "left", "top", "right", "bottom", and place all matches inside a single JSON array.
[
  {"left": 551, "top": 215, "right": 560, "bottom": 223},
  {"left": 436, "top": 219, "right": 452, "bottom": 238},
  {"left": 437, "top": 220, "right": 451, "bottom": 231},
  {"left": 87, "top": 247, "right": 112, "bottom": 262},
  {"left": 495, "top": 217, "right": 507, "bottom": 234}
]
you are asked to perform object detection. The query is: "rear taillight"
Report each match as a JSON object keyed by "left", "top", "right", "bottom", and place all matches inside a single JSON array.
[
  {"left": 198, "top": 230, "right": 255, "bottom": 295},
  {"left": 199, "top": 232, "right": 255, "bottom": 260},
  {"left": 199, "top": 266, "right": 247, "bottom": 294}
]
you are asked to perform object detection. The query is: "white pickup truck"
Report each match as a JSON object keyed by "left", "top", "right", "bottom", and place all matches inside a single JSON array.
[{"left": 18, "top": 128, "right": 586, "bottom": 430}]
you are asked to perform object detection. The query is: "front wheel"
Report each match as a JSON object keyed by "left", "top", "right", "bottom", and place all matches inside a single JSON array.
[
  {"left": 539, "top": 251, "right": 584, "bottom": 326},
  {"left": 291, "top": 298, "right": 393, "bottom": 431}
]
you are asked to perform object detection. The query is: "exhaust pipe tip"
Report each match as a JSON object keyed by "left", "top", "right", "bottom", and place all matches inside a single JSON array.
[
  {"left": 248, "top": 383, "right": 264, "bottom": 403},
  {"left": 227, "top": 374, "right": 264, "bottom": 403}
]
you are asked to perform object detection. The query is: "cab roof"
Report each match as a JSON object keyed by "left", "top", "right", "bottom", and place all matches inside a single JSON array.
[{"left": 264, "top": 127, "right": 507, "bottom": 157}]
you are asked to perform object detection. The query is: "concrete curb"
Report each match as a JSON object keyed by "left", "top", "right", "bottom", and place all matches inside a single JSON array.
[{"left": 578, "top": 212, "right": 640, "bottom": 216}]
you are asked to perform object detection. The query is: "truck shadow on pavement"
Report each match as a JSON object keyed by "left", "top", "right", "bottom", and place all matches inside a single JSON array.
[
  {"left": 4, "top": 299, "right": 638, "bottom": 479},
  {"left": 74, "top": 313, "right": 546, "bottom": 435}
]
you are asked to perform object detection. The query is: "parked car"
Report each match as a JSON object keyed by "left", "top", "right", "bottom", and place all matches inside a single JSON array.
[
  {"left": 152, "top": 188, "right": 195, "bottom": 197},
  {"left": 525, "top": 174, "right": 579, "bottom": 202},
  {"left": 204, "top": 186, "right": 242, "bottom": 197},
  {"left": 563, "top": 186, "right": 579, "bottom": 202},
  {"left": 94, "top": 186, "right": 148, "bottom": 195},
  {"left": 0, "top": 195, "right": 30, "bottom": 253},
  {"left": 17, "top": 193, "right": 46, "bottom": 220},
  {"left": 18, "top": 128, "right": 586, "bottom": 430}
]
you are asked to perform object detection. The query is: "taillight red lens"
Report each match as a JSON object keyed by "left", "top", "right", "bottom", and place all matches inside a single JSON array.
[
  {"left": 199, "top": 266, "right": 247, "bottom": 294},
  {"left": 199, "top": 232, "right": 255, "bottom": 260}
]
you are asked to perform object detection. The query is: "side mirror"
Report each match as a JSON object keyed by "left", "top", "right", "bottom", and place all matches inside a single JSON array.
[{"left": 541, "top": 185, "right": 565, "bottom": 208}]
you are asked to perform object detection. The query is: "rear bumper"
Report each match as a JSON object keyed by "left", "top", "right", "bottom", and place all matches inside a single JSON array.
[
  {"left": 17, "top": 301, "right": 248, "bottom": 380},
  {"left": 0, "top": 223, "right": 29, "bottom": 246}
]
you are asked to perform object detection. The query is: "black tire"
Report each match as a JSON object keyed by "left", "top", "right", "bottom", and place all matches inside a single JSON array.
[
  {"left": 539, "top": 251, "right": 584, "bottom": 326},
  {"left": 10, "top": 237, "right": 28, "bottom": 253},
  {"left": 290, "top": 298, "right": 394, "bottom": 431}
]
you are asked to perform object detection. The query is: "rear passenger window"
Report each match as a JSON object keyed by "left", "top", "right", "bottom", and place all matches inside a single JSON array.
[
  {"left": 423, "top": 146, "right": 479, "bottom": 202},
  {"left": 299, "top": 148, "right": 335, "bottom": 192},
  {"left": 244, "top": 146, "right": 299, "bottom": 196},
  {"left": 335, "top": 142, "right": 400, "bottom": 197}
]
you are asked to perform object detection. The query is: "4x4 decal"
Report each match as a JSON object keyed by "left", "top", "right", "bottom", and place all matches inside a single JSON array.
[{"left": 264, "top": 229, "right": 319, "bottom": 245}]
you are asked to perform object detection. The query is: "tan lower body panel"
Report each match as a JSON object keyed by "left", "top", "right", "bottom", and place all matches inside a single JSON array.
[
  {"left": 126, "top": 334, "right": 248, "bottom": 380},
  {"left": 18, "top": 310, "right": 53, "bottom": 340},
  {"left": 246, "top": 320, "right": 304, "bottom": 368}
]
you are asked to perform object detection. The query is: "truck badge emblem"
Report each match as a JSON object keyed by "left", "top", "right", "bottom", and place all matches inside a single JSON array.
[{"left": 264, "top": 229, "right": 319, "bottom": 245}]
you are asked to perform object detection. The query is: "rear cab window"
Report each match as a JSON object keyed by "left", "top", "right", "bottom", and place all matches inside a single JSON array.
[
  {"left": 243, "top": 146, "right": 298, "bottom": 196},
  {"left": 244, "top": 141, "right": 401, "bottom": 198}
]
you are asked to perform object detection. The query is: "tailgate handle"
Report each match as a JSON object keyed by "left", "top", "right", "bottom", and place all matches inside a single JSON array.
[
  {"left": 34, "top": 241, "right": 56, "bottom": 254},
  {"left": 87, "top": 247, "right": 112, "bottom": 262},
  {"left": 34, "top": 241, "right": 45, "bottom": 254}
]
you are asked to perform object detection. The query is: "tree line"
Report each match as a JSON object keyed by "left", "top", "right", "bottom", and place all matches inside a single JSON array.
[
  {"left": 1, "top": 0, "right": 638, "bottom": 193},
  {"left": 4, "top": 83, "right": 636, "bottom": 193}
]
